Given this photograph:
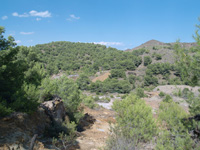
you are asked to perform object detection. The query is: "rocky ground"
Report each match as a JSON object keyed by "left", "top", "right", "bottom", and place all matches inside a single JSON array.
[
  {"left": 1, "top": 85, "right": 199, "bottom": 150},
  {"left": 75, "top": 106, "right": 115, "bottom": 150}
]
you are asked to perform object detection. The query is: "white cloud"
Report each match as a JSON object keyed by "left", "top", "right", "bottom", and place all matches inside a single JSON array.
[
  {"left": 29, "top": 10, "right": 51, "bottom": 17},
  {"left": 20, "top": 32, "right": 34, "bottom": 35},
  {"left": 67, "top": 14, "right": 80, "bottom": 21},
  {"left": 15, "top": 40, "right": 21, "bottom": 44},
  {"left": 93, "top": 41, "right": 123, "bottom": 46},
  {"left": 12, "top": 10, "right": 51, "bottom": 18},
  {"left": 12, "top": 12, "right": 29, "bottom": 17},
  {"left": 2, "top": 16, "right": 8, "bottom": 20},
  {"left": 36, "top": 18, "right": 41, "bottom": 21}
]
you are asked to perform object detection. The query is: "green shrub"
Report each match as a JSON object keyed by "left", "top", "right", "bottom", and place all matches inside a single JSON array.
[
  {"left": 163, "top": 94, "right": 172, "bottom": 103},
  {"left": 0, "top": 102, "right": 13, "bottom": 117},
  {"left": 40, "top": 76, "right": 81, "bottom": 122},
  {"left": 159, "top": 92, "right": 165, "bottom": 97},
  {"left": 156, "top": 101, "right": 193, "bottom": 150},
  {"left": 121, "top": 94, "right": 128, "bottom": 99},
  {"left": 76, "top": 74, "right": 91, "bottom": 90},
  {"left": 187, "top": 95, "right": 200, "bottom": 115},
  {"left": 82, "top": 96, "right": 97, "bottom": 109},
  {"left": 52, "top": 121, "right": 77, "bottom": 149},
  {"left": 144, "top": 75, "right": 158, "bottom": 86},
  {"left": 128, "top": 75, "right": 136, "bottom": 84},
  {"left": 110, "top": 69, "right": 126, "bottom": 79},
  {"left": 111, "top": 94, "right": 158, "bottom": 146},
  {"left": 144, "top": 56, "right": 152, "bottom": 66},
  {"left": 135, "top": 88, "right": 146, "bottom": 98},
  {"left": 94, "top": 96, "right": 99, "bottom": 101}
]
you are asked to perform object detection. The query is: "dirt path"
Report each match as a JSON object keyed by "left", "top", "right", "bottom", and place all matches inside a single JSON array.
[{"left": 76, "top": 106, "right": 115, "bottom": 150}]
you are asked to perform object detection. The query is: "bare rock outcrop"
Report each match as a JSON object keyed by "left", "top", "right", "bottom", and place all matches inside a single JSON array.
[{"left": 0, "top": 98, "right": 67, "bottom": 150}]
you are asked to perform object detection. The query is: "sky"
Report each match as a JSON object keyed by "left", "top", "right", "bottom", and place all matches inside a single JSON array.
[{"left": 1, "top": 0, "right": 200, "bottom": 50}]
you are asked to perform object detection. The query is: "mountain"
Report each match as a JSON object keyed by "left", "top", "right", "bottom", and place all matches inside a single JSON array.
[{"left": 126, "top": 39, "right": 196, "bottom": 52}]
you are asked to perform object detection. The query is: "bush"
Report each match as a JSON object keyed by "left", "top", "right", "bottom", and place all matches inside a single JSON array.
[
  {"left": 82, "top": 95, "right": 97, "bottom": 109},
  {"left": 152, "top": 52, "right": 162, "bottom": 60},
  {"left": 159, "top": 91, "right": 165, "bottom": 97},
  {"left": 144, "top": 56, "right": 152, "bottom": 66},
  {"left": 163, "top": 94, "right": 172, "bottom": 103},
  {"left": 94, "top": 96, "right": 99, "bottom": 101},
  {"left": 76, "top": 74, "right": 91, "bottom": 90},
  {"left": 156, "top": 101, "right": 194, "bottom": 150},
  {"left": 40, "top": 76, "right": 81, "bottom": 122},
  {"left": 144, "top": 75, "right": 158, "bottom": 86},
  {"left": 135, "top": 88, "right": 146, "bottom": 98},
  {"left": 110, "top": 69, "right": 126, "bottom": 79},
  {"left": 110, "top": 94, "right": 158, "bottom": 147},
  {"left": 128, "top": 75, "right": 136, "bottom": 84}
]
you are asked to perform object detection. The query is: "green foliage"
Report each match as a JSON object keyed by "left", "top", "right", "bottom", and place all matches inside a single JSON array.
[
  {"left": 0, "top": 26, "right": 16, "bottom": 50},
  {"left": 156, "top": 101, "right": 194, "bottom": 150},
  {"left": 163, "top": 94, "right": 173, "bottom": 103},
  {"left": 31, "top": 41, "right": 142, "bottom": 75},
  {"left": 110, "top": 69, "right": 126, "bottom": 79},
  {"left": 144, "top": 75, "right": 158, "bottom": 86},
  {"left": 94, "top": 96, "right": 100, "bottom": 101},
  {"left": 0, "top": 102, "right": 13, "bottom": 117},
  {"left": 152, "top": 46, "right": 158, "bottom": 50},
  {"left": 81, "top": 95, "right": 97, "bottom": 109},
  {"left": 155, "top": 130, "right": 193, "bottom": 150},
  {"left": 144, "top": 56, "right": 152, "bottom": 66},
  {"left": 111, "top": 94, "right": 158, "bottom": 146},
  {"left": 135, "top": 88, "right": 146, "bottom": 98},
  {"left": 158, "top": 101, "right": 188, "bottom": 129},
  {"left": 90, "top": 79, "right": 132, "bottom": 94},
  {"left": 132, "top": 48, "right": 146, "bottom": 56},
  {"left": 76, "top": 74, "right": 91, "bottom": 90},
  {"left": 159, "top": 91, "right": 165, "bottom": 97},
  {"left": 104, "top": 125, "right": 136, "bottom": 150},
  {"left": 146, "top": 63, "right": 172, "bottom": 76},
  {"left": 187, "top": 95, "right": 200, "bottom": 115},
  {"left": 52, "top": 121, "right": 77, "bottom": 149},
  {"left": 174, "top": 20, "right": 200, "bottom": 86},
  {"left": 40, "top": 76, "right": 81, "bottom": 114},
  {"left": 128, "top": 74, "right": 136, "bottom": 84},
  {"left": 0, "top": 27, "right": 40, "bottom": 117},
  {"left": 152, "top": 52, "right": 162, "bottom": 60}
]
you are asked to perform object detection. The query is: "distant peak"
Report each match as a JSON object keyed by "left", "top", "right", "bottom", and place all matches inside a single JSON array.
[{"left": 143, "top": 39, "right": 164, "bottom": 45}]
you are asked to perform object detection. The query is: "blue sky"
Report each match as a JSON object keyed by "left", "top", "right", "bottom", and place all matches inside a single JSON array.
[{"left": 1, "top": 0, "right": 200, "bottom": 50}]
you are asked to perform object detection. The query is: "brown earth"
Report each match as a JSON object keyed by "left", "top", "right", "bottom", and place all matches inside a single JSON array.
[
  {"left": 75, "top": 106, "right": 115, "bottom": 150},
  {"left": 92, "top": 72, "right": 111, "bottom": 82}
]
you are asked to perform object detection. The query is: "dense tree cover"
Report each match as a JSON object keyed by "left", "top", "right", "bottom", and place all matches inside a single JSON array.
[
  {"left": 76, "top": 73, "right": 91, "bottom": 90},
  {"left": 90, "top": 78, "right": 132, "bottom": 94},
  {"left": 0, "top": 27, "right": 43, "bottom": 117},
  {"left": 109, "top": 69, "right": 126, "bottom": 79},
  {"left": 31, "top": 41, "right": 142, "bottom": 75},
  {"left": 146, "top": 63, "right": 172, "bottom": 76}
]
